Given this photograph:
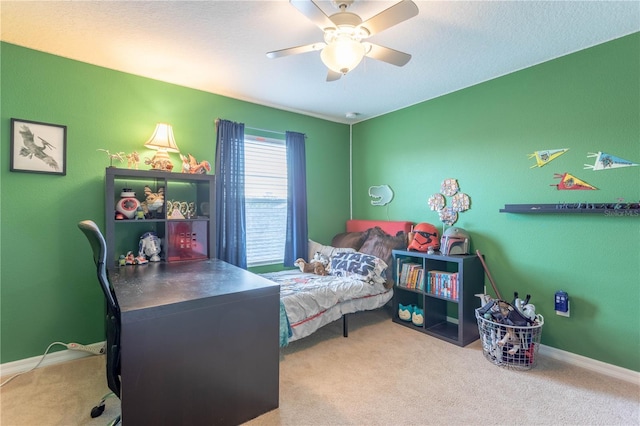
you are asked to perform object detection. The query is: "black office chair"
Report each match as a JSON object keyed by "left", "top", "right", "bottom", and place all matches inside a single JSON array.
[{"left": 78, "top": 220, "right": 122, "bottom": 426}]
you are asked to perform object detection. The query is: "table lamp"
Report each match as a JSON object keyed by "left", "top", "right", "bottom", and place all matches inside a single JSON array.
[{"left": 144, "top": 123, "right": 180, "bottom": 171}]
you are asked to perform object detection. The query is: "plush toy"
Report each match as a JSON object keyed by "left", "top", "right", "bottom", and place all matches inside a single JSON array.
[
  {"left": 141, "top": 185, "right": 165, "bottom": 218},
  {"left": 398, "top": 303, "right": 414, "bottom": 322},
  {"left": 311, "top": 252, "right": 330, "bottom": 267},
  {"left": 294, "top": 258, "right": 328, "bottom": 276},
  {"left": 411, "top": 307, "right": 424, "bottom": 326}
]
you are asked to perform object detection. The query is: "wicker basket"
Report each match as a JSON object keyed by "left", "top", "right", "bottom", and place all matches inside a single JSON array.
[{"left": 475, "top": 309, "right": 544, "bottom": 370}]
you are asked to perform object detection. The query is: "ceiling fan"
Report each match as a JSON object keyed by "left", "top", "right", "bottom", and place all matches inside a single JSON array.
[{"left": 266, "top": 0, "right": 419, "bottom": 82}]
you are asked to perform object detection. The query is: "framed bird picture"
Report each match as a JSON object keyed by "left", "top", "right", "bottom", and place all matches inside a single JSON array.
[{"left": 10, "top": 118, "right": 67, "bottom": 175}]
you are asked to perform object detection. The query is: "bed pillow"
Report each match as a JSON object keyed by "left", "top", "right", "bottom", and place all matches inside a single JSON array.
[
  {"left": 308, "top": 239, "right": 356, "bottom": 261},
  {"left": 331, "top": 231, "right": 369, "bottom": 251},
  {"left": 330, "top": 251, "right": 388, "bottom": 284},
  {"left": 358, "top": 227, "right": 409, "bottom": 288}
]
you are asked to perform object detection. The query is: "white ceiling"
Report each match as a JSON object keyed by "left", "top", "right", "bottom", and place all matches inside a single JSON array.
[{"left": 1, "top": 1, "right": 638, "bottom": 124}]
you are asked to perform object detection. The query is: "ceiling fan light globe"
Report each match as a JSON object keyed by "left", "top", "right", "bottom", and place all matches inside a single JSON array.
[{"left": 321, "top": 38, "right": 365, "bottom": 74}]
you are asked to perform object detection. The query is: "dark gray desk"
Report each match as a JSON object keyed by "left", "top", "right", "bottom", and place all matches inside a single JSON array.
[{"left": 110, "top": 259, "right": 280, "bottom": 425}]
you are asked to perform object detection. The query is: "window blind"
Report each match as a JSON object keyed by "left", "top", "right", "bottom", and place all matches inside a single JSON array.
[{"left": 244, "top": 136, "right": 287, "bottom": 266}]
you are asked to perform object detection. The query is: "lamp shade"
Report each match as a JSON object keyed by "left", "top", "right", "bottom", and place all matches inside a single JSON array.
[
  {"left": 144, "top": 123, "right": 180, "bottom": 153},
  {"left": 320, "top": 36, "right": 366, "bottom": 75}
]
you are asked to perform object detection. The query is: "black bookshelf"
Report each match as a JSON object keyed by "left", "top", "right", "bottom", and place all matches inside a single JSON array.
[
  {"left": 392, "top": 250, "right": 484, "bottom": 347},
  {"left": 500, "top": 203, "right": 640, "bottom": 215}
]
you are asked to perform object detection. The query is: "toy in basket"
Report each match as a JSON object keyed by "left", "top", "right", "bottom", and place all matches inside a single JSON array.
[{"left": 475, "top": 296, "right": 544, "bottom": 370}]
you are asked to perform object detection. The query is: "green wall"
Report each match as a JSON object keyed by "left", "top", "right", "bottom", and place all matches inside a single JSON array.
[
  {"left": 352, "top": 33, "right": 640, "bottom": 371},
  {"left": 0, "top": 42, "right": 351, "bottom": 363},
  {"left": 2, "top": 33, "right": 639, "bottom": 372}
]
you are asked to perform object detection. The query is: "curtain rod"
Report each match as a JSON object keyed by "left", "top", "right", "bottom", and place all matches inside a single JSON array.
[{"left": 245, "top": 126, "right": 286, "bottom": 136}]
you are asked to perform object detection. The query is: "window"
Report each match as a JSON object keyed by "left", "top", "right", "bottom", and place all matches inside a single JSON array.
[{"left": 244, "top": 135, "right": 288, "bottom": 266}]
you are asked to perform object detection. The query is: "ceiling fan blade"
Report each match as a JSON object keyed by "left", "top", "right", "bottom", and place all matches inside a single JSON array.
[
  {"left": 290, "top": 0, "right": 336, "bottom": 31},
  {"left": 360, "top": 0, "right": 419, "bottom": 36},
  {"left": 326, "top": 69, "right": 342, "bottom": 82},
  {"left": 364, "top": 43, "right": 412, "bottom": 67},
  {"left": 266, "top": 42, "right": 326, "bottom": 59}
]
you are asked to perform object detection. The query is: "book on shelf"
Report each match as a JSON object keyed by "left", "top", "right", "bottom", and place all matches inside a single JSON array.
[
  {"left": 415, "top": 269, "right": 424, "bottom": 291},
  {"left": 406, "top": 264, "right": 423, "bottom": 289},
  {"left": 427, "top": 270, "right": 459, "bottom": 301},
  {"left": 397, "top": 261, "right": 421, "bottom": 288}
]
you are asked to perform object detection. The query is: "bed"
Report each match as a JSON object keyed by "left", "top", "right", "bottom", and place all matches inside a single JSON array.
[{"left": 261, "top": 220, "right": 413, "bottom": 346}]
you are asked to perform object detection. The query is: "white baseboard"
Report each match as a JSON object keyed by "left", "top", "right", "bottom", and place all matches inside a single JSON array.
[
  {"left": 539, "top": 344, "right": 640, "bottom": 385},
  {"left": 0, "top": 342, "right": 105, "bottom": 378},
  {"left": 2, "top": 341, "right": 638, "bottom": 386}
]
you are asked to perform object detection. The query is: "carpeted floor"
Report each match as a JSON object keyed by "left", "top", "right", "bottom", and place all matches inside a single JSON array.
[{"left": 2, "top": 307, "right": 639, "bottom": 425}]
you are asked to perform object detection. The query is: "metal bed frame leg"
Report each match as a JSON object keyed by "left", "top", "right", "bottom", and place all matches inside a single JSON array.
[{"left": 343, "top": 314, "right": 348, "bottom": 337}]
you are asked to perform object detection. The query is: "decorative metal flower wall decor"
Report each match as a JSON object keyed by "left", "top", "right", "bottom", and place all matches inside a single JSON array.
[{"left": 428, "top": 178, "right": 471, "bottom": 226}]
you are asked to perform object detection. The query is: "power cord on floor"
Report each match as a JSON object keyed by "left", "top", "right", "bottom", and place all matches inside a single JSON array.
[
  {"left": 0, "top": 341, "right": 67, "bottom": 387},
  {"left": 0, "top": 340, "right": 106, "bottom": 388}
]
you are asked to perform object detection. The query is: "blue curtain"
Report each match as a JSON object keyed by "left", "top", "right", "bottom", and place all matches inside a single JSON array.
[
  {"left": 284, "top": 131, "right": 308, "bottom": 266},
  {"left": 214, "top": 119, "right": 247, "bottom": 268}
]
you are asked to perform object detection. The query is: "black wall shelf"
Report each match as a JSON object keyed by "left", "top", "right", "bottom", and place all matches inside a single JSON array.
[{"left": 500, "top": 203, "right": 640, "bottom": 216}]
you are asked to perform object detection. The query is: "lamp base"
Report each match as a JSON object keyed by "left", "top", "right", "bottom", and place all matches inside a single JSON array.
[{"left": 145, "top": 150, "right": 174, "bottom": 172}]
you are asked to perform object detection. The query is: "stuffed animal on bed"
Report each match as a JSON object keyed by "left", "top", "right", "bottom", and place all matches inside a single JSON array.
[
  {"left": 311, "top": 252, "right": 330, "bottom": 267},
  {"left": 294, "top": 258, "right": 328, "bottom": 276}
]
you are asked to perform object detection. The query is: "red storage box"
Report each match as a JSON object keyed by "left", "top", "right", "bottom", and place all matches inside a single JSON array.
[{"left": 166, "top": 221, "right": 208, "bottom": 262}]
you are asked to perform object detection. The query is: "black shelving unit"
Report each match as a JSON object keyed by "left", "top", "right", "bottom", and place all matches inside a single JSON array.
[
  {"left": 392, "top": 250, "right": 484, "bottom": 347},
  {"left": 105, "top": 167, "right": 215, "bottom": 266},
  {"left": 500, "top": 203, "right": 640, "bottom": 215}
]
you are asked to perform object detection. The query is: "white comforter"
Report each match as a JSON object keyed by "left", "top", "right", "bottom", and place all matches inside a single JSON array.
[{"left": 261, "top": 270, "right": 393, "bottom": 343}]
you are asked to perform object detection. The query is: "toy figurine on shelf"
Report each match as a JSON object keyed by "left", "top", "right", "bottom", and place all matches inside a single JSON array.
[
  {"left": 115, "top": 188, "right": 141, "bottom": 220},
  {"left": 134, "top": 206, "right": 145, "bottom": 220},
  {"left": 180, "top": 154, "right": 211, "bottom": 174},
  {"left": 124, "top": 251, "right": 136, "bottom": 265},
  {"left": 127, "top": 151, "right": 140, "bottom": 169},
  {"left": 187, "top": 202, "right": 196, "bottom": 219},
  {"left": 98, "top": 149, "right": 126, "bottom": 167},
  {"left": 139, "top": 231, "right": 162, "bottom": 262}
]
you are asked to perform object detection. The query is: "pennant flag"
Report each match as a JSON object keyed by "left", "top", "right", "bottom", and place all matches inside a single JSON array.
[
  {"left": 528, "top": 149, "right": 569, "bottom": 168},
  {"left": 551, "top": 173, "right": 597, "bottom": 190},
  {"left": 584, "top": 152, "right": 639, "bottom": 170}
]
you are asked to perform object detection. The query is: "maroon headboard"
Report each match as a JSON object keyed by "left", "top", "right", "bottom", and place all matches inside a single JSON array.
[{"left": 346, "top": 220, "right": 413, "bottom": 235}]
